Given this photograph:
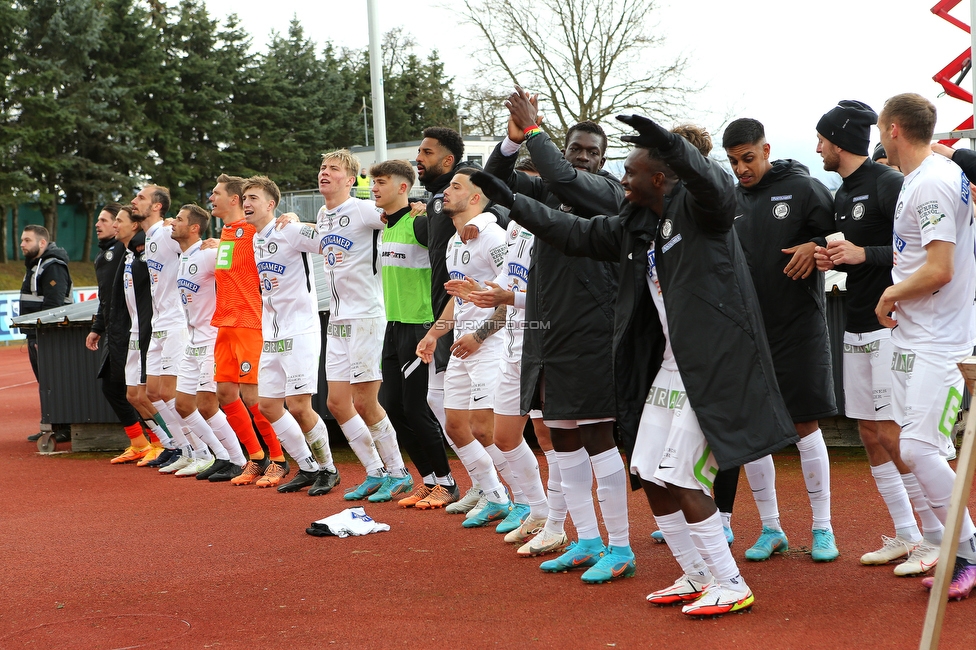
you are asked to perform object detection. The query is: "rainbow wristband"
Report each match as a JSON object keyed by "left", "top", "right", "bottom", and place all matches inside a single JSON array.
[{"left": 523, "top": 125, "right": 543, "bottom": 139}]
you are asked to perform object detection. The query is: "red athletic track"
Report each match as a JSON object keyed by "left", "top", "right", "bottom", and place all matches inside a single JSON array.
[{"left": 0, "top": 343, "right": 974, "bottom": 649}]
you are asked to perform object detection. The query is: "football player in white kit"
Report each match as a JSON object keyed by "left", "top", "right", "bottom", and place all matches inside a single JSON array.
[
  {"left": 417, "top": 168, "right": 514, "bottom": 528},
  {"left": 316, "top": 150, "right": 411, "bottom": 501},
  {"left": 875, "top": 93, "right": 976, "bottom": 600},
  {"left": 169, "top": 204, "right": 249, "bottom": 479},
  {"left": 132, "top": 185, "right": 199, "bottom": 466},
  {"left": 450, "top": 222, "right": 570, "bottom": 555},
  {"left": 244, "top": 176, "right": 338, "bottom": 493}
]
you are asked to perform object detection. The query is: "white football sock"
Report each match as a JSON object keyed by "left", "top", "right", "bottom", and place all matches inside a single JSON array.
[
  {"left": 454, "top": 440, "right": 506, "bottom": 502},
  {"left": 796, "top": 429, "right": 832, "bottom": 531},
  {"left": 870, "top": 461, "right": 920, "bottom": 542},
  {"left": 744, "top": 455, "right": 781, "bottom": 531},
  {"left": 182, "top": 409, "right": 229, "bottom": 460},
  {"left": 159, "top": 399, "right": 190, "bottom": 449},
  {"left": 368, "top": 416, "right": 407, "bottom": 477},
  {"left": 556, "top": 447, "right": 599, "bottom": 541},
  {"left": 271, "top": 412, "right": 318, "bottom": 472},
  {"left": 590, "top": 448, "right": 629, "bottom": 548},
  {"left": 901, "top": 471, "right": 944, "bottom": 544},
  {"left": 655, "top": 510, "right": 710, "bottom": 579},
  {"left": 543, "top": 449, "right": 567, "bottom": 534},
  {"left": 339, "top": 414, "right": 384, "bottom": 476},
  {"left": 304, "top": 416, "right": 335, "bottom": 472},
  {"left": 485, "top": 443, "right": 524, "bottom": 504},
  {"left": 687, "top": 511, "right": 746, "bottom": 591},
  {"left": 501, "top": 439, "right": 548, "bottom": 519},
  {"left": 207, "top": 410, "right": 247, "bottom": 466}
]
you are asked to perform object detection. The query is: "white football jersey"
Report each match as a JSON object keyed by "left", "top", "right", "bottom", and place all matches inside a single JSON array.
[
  {"left": 177, "top": 241, "right": 218, "bottom": 346},
  {"left": 646, "top": 243, "right": 677, "bottom": 372},
  {"left": 145, "top": 221, "right": 188, "bottom": 331},
  {"left": 253, "top": 221, "right": 322, "bottom": 340},
  {"left": 891, "top": 153, "right": 976, "bottom": 351},
  {"left": 316, "top": 197, "right": 385, "bottom": 320},
  {"left": 500, "top": 224, "right": 534, "bottom": 364},
  {"left": 446, "top": 217, "right": 507, "bottom": 342},
  {"left": 123, "top": 249, "right": 140, "bottom": 335}
]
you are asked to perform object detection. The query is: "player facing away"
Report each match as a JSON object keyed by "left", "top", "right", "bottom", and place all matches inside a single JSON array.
[
  {"left": 723, "top": 119, "right": 840, "bottom": 563},
  {"left": 875, "top": 93, "right": 976, "bottom": 600},
  {"left": 416, "top": 168, "right": 514, "bottom": 527},
  {"left": 169, "top": 204, "right": 249, "bottom": 479},
  {"left": 316, "top": 150, "right": 411, "bottom": 501},
  {"left": 813, "top": 100, "right": 943, "bottom": 577},
  {"left": 204, "top": 174, "right": 288, "bottom": 484},
  {"left": 241, "top": 176, "right": 338, "bottom": 493}
]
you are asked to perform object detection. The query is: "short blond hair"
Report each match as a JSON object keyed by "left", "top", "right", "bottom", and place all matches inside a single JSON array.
[
  {"left": 242, "top": 175, "right": 281, "bottom": 208},
  {"left": 880, "top": 93, "right": 937, "bottom": 144},
  {"left": 321, "top": 149, "right": 360, "bottom": 178}
]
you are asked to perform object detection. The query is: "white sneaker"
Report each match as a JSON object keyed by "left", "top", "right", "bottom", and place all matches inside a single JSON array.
[
  {"left": 894, "top": 540, "right": 940, "bottom": 576},
  {"left": 463, "top": 493, "right": 489, "bottom": 520},
  {"left": 860, "top": 535, "right": 913, "bottom": 565},
  {"left": 681, "top": 582, "right": 754, "bottom": 616},
  {"left": 174, "top": 457, "right": 214, "bottom": 477},
  {"left": 160, "top": 455, "right": 195, "bottom": 474},
  {"left": 647, "top": 573, "right": 713, "bottom": 605},
  {"left": 504, "top": 514, "right": 547, "bottom": 544},
  {"left": 516, "top": 528, "right": 569, "bottom": 557},
  {"left": 445, "top": 486, "right": 483, "bottom": 514}
]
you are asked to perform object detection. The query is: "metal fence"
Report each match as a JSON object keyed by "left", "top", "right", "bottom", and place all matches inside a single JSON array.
[{"left": 277, "top": 187, "right": 431, "bottom": 222}]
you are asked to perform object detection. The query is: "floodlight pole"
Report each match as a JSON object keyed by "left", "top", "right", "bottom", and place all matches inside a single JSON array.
[{"left": 367, "top": 0, "right": 387, "bottom": 163}]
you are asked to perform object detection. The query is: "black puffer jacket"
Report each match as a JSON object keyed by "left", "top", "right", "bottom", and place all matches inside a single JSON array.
[
  {"left": 485, "top": 133, "right": 623, "bottom": 419},
  {"left": 102, "top": 231, "right": 152, "bottom": 383},
  {"left": 506, "top": 135, "right": 797, "bottom": 468},
  {"left": 732, "top": 159, "right": 837, "bottom": 422}
]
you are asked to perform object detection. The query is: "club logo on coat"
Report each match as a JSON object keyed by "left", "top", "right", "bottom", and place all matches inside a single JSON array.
[
  {"left": 661, "top": 219, "right": 674, "bottom": 239},
  {"left": 852, "top": 203, "right": 865, "bottom": 220},
  {"left": 432, "top": 198, "right": 443, "bottom": 214},
  {"left": 773, "top": 202, "right": 790, "bottom": 219},
  {"left": 105, "top": 251, "right": 114, "bottom": 261}
]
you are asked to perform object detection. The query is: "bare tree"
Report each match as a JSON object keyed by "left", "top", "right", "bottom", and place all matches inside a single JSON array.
[
  {"left": 459, "top": 0, "right": 697, "bottom": 147},
  {"left": 459, "top": 84, "right": 510, "bottom": 137}
]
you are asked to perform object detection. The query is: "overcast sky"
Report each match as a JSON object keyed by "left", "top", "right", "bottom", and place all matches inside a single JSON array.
[{"left": 201, "top": 0, "right": 976, "bottom": 187}]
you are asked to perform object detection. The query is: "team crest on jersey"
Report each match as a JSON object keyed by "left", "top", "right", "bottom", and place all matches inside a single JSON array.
[
  {"left": 262, "top": 275, "right": 279, "bottom": 292},
  {"left": 661, "top": 219, "right": 673, "bottom": 238},
  {"left": 268, "top": 242, "right": 278, "bottom": 254},
  {"left": 189, "top": 263, "right": 197, "bottom": 275},
  {"left": 300, "top": 225, "right": 316, "bottom": 239},
  {"left": 461, "top": 251, "right": 470, "bottom": 264},
  {"left": 339, "top": 215, "right": 350, "bottom": 228},
  {"left": 432, "top": 198, "right": 443, "bottom": 213},
  {"left": 235, "top": 227, "right": 244, "bottom": 238},
  {"left": 852, "top": 203, "right": 865, "bottom": 220},
  {"left": 105, "top": 250, "right": 114, "bottom": 261},
  {"left": 149, "top": 242, "right": 158, "bottom": 253},
  {"left": 772, "top": 202, "right": 790, "bottom": 219}
]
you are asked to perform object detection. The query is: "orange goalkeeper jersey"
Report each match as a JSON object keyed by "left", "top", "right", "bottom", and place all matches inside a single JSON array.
[{"left": 211, "top": 219, "right": 263, "bottom": 330}]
